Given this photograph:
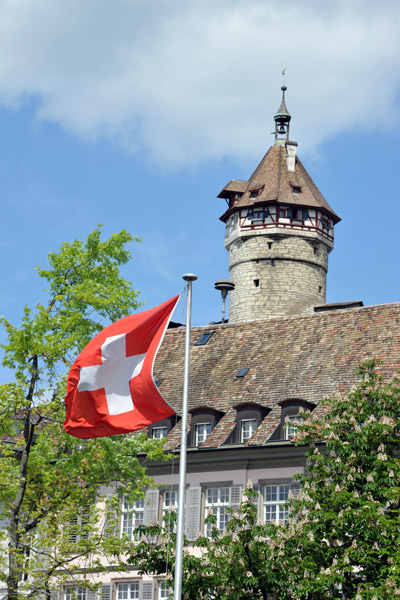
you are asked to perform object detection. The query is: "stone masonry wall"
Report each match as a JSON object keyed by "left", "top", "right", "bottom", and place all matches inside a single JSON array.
[{"left": 228, "top": 234, "right": 329, "bottom": 322}]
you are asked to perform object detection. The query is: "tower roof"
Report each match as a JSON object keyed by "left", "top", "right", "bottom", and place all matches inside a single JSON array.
[
  {"left": 274, "top": 85, "right": 291, "bottom": 124},
  {"left": 219, "top": 144, "right": 340, "bottom": 223}
]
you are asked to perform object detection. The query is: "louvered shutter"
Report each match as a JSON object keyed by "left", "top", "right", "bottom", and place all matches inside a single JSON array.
[
  {"left": 100, "top": 584, "right": 112, "bottom": 600},
  {"left": 143, "top": 490, "right": 160, "bottom": 525},
  {"left": 289, "top": 481, "right": 301, "bottom": 499},
  {"left": 229, "top": 485, "right": 242, "bottom": 509},
  {"left": 185, "top": 486, "right": 202, "bottom": 541},
  {"left": 68, "top": 516, "right": 78, "bottom": 543},
  {"left": 87, "top": 590, "right": 97, "bottom": 600},
  {"left": 143, "top": 489, "right": 160, "bottom": 544},
  {"left": 49, "top": 590, "right": 60, "bottom": 600},
  {"left": 140, "top": 580, "right": 154, "bottom": 600}
]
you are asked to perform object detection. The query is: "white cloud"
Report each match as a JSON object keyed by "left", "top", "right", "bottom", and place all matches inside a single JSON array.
[{"left": 0, "top": 0, "right": 399, "bottom": 166}]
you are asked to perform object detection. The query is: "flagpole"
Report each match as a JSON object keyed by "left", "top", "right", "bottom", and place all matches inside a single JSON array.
[{"left": 174, "top": 273, "right": 197, "bottom": 600}]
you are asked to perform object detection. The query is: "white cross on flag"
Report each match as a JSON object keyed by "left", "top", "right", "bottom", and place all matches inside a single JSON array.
[{"left": 64, "top": 296, "right": 179, "bottom": 439}]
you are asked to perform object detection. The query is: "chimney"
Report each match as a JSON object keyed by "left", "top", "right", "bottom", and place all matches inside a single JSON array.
[{"left": 285, "top": 140, "right": 298, "bottom": 172}]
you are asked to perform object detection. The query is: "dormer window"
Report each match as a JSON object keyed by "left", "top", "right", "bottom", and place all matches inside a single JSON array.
[
  {"left": 240, "top": 419, "right": 257, "bottom": 442},
  {"left": 285, "top": 415, "right": 302, "bottom": 441},
  {"left": 270, "top": 399, "right": 315, "bottom": 441},
  {"left": 188, "top": 408, "right": 224, "bottom": 448},
  {"left": 292, "top": 186, "right": 301, "bottom": 194},
  {"left": 224, "top": 404, "right": 270, "bottom": 445},
  {"left": 152, "top": 426, "right": 169, "bottom": 440},
  {"left": 195, "top": 423, "right": 212, "bottom": 446},
  {"left": 148, "top": 416, "right": 177, "bottom": 441}
]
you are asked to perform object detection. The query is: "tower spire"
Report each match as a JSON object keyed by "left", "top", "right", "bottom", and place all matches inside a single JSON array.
[{"left": 274, "top": 84, "right": 291, "bottom": 144}]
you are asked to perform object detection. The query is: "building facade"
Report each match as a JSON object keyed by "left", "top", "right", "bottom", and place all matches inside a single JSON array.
[{"left": 55, "top": 89, "right": 400, "bottom": 600}]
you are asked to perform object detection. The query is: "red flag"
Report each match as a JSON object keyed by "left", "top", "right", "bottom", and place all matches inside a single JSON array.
[{"left": 64, "top": 296, "right": 179, "bottom": 439}]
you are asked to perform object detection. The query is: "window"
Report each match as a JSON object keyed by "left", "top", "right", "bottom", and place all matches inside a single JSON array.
[
  {"left": 152, "top": 427, "right": 168, "bottom": 440},
  {"left": 286, "top": 415, "right": 302, "bottom": 440},
  {"left": 121, "top": 498, "right": 144, "bottom": 542},
  {"left": 248, "top": 208, "right": 269, "bottom": 221},
  {"left": 162, "top": 490, "right": 178, "bottom": 531},
  {"left": 264, "top": 484, "right": 289, "bottom": 524},
  {"left": 250, "top": 191, "right": 259, "bottom": 199},
  {"left": 204, "top": 486, "right": 241, "bottom": 537},
  {"left": 148, "top": 417, "right": 175, "bottom": 441},
  {"left": 236, "top": 368, "right": 249, "bottom": 378},
  {"left": 116, "top": 583, "right": 140, "bottom": 600},
  {"left": 195, "top": 422, "right": 211, "bottom": 446},
  {"left": 158, "top": 581, "right": 171, "bottom": 600},
  {"left": 194, "top": 331, "right": 215, "bottom": 346},
  {"left": 279, "top": 207, "right": 308, "bottom": 221},
  {"left": 292, "top": 186, "right": 301, "bottom": 194},
  {"left": 240, "top": 419, "right": 257, "bottom": 442},
  {"left": 320, "top": 216, "right": 332, "bottom": 230},
  {"left": 205, "top": 487, "right": 230, "bottom": 536},
  {"left": 65, "top": 587, "right": 87, "bottom": 600}
]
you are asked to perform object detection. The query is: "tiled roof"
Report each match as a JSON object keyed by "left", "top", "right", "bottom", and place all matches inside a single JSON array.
[
  {"left": 154, "top": 303, "right": 400, "bottom": 448},
  {"left": 219, "top": 145, "right": 340, "bottom": 223}
]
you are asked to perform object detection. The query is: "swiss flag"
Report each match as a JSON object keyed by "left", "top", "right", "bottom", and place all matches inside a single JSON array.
[{"left": 64, "top": 296, "right": 179, "bottom": 439}]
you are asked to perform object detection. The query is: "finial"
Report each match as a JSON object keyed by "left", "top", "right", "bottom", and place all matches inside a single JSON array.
[{"left": 274, "top": 77, "right": 291, "bottom": 144}]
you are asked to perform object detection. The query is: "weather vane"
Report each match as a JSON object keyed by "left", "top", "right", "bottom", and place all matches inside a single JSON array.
[{"left": 282, "top": 68, "right": 286, "bottom": 86}]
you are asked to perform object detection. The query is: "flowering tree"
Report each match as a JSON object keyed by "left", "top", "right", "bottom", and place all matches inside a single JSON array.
[
  {"left": 134, "top": 362, "right": 400, "bottom": 600},
  {"left": 281, "top": 361, "right": 400, "bottom": 599}
]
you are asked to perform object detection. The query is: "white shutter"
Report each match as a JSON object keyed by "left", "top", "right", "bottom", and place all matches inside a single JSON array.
[
  {"left": 185, "top": 486, "right": 202, "bottom": 541},
  {"left": 49, "top": 590, "right": 60, "bottom": 600},
  {"left": 100, "top": 584, "right": 112, "bottom": 600},
  {"left": 87, "top": 591, "right": 97, "bottom": 600},
  {"left": 143, "top": 490, "right": 160, "bottom": 525},
  {"left": 140, "top": 580, "right": 154, "bottom": 600},
  {"left": 229, "top": 485, "right": 242, "bottom": 509}
]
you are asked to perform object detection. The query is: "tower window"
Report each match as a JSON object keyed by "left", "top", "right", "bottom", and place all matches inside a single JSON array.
[
  {"left": 254, "top": 279, "right": 259, "bottom": 287},
  {"left": 320, "top": 216, "right": 332, "bottom": 230}
]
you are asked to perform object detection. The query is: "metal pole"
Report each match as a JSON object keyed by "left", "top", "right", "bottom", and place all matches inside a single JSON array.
[{"left": 174, "top": 273, "right": 197, "bottom": 600}]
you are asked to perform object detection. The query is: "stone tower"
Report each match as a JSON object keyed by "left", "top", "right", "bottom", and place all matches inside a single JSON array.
[{"left": 218, "top": 87, "right": 340, "bottom": 323}]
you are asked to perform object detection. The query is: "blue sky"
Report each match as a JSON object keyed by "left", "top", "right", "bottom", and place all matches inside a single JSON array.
[{"left": 1, "top": 0, "right": 400, "bottom": 357}]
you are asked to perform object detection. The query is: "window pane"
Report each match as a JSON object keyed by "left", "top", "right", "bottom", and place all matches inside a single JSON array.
[
  {"left": 116, "top": 583, "right": 139, "bottom": 600},
  {"left": 195, "top": 423, "right": 211, "bottom": 445},
  {"left": 264, "top": 484, "right": 290, "bottom": 524}
]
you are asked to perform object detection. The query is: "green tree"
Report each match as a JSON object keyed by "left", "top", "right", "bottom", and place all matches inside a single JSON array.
[
  {"left": 279, "top": 361, "right": 400, "bottom": 599},
  {"left": 0, "top": 228, "right": 166, "bottom": 600}
]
